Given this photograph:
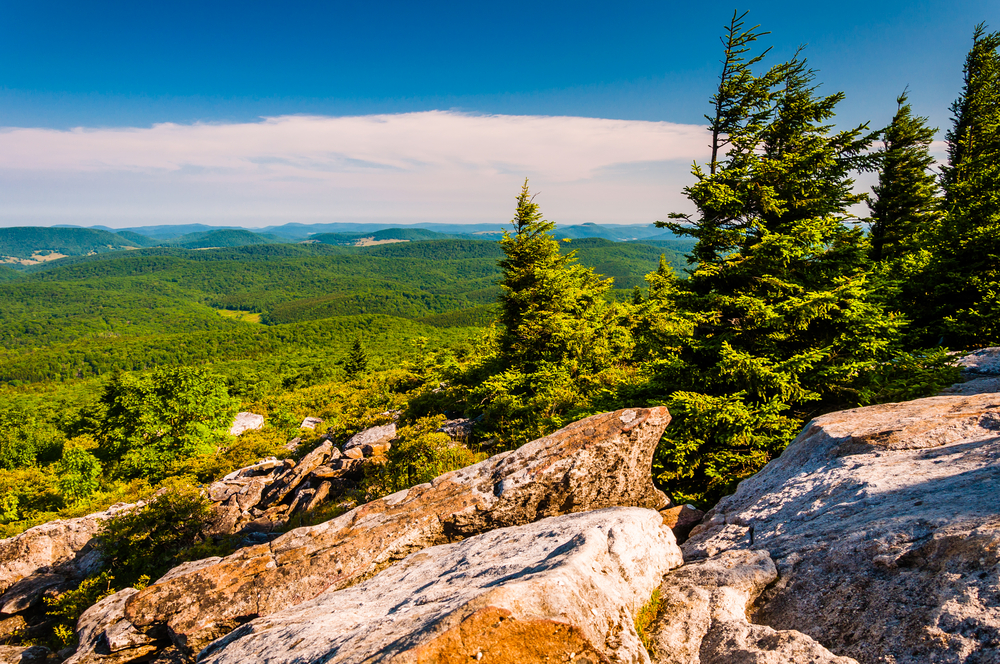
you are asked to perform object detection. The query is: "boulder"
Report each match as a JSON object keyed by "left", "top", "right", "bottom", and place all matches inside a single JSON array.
[
  {"left": 0, "top": 502, "right": 135, "bottom": 601},
  {"left": 648, "top": 550, "right": 856, "bottom": 664},
  {"left": 682, "top": 392, "right": 1000, "bottom": 664},
  {"left": 227, "top": 413, "right": 264, "bottom": 437},
  {"left": 0, "top": 645, "right": 51, "bottom": 663},
  {"left": 124, "top": 407, "right": 672, "bottom": 651},
  {"left": 199, "top": 508, "right": 682, "bottom": 664},
  {"left": 343, "top": 423, "right": 395, "bottom": 451},
  {"left": 299, "top": 417, "right": 323, "bottom": 430},
  {"left": 436, "top": 418, "right": 475, "bottom": 441},
  {"left": 65, "top": 588, "right": 159, "bottom": 664}
]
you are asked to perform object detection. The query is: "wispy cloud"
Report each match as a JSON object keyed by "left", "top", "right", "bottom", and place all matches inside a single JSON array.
[{"left": 0, "top": 112, "right": 708, "bottom": 226}]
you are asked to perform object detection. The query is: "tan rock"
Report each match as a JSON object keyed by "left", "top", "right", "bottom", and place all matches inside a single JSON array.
[
  {"left": 660, "top": 504, "right": 704, "bottom": 543},
  {"left": 683, "top": 393, "right": 1000, "bottom": 664},
  {"left": 259, "top": 440, "right": 332, "bottom": 507},
  {"left": 124, "top": 407, "right": 671, "bottom": 650},
  {"left": 65, "top": 588, "right": 159, "bottom": 664},
  {"left": 648, "top": 550, "right": 855, "bottom": 664},
  {"left": 342, "top": 447, "right": 363, "bottom": 460},
  {"left": 199, "top": 508, "right": 682, "bottom": 664},
  {"left": 343, "top": 423, "right": 395, "bottom": 451}
]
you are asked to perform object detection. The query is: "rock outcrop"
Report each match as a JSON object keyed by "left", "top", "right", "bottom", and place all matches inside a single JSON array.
[
  {"left": 679, "top": 392, "right": 1000, "bottom": 663},
  {"left": 0, "top": 502, "right": 137, "bottom": 628},
  {"left": 227, "top": 413, "right": 264, "bottom": 437},
  {"left": 942, "top": 346, "right": 1000, "bottom": 396},
  {"left": 200, "top": 507, "right": 682, "bottom": 664},
  {"left": 123, "top": 406, "right": 671, "bottom": 654},
  {"left": 649, "top": 550, "right": 856, "bottom": 663}
]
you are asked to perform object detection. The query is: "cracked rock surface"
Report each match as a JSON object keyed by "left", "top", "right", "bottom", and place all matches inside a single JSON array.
[
  {"left": 199, "top": 507, "right": 681, "bottom": 664},
  {"left": 124, "top": 407, "right": 672, "bottom": 653},
  {"left": 682, "top": 393, "right": 1000, "bottom": 664}
]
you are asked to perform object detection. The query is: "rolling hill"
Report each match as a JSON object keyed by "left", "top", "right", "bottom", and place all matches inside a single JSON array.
[{"left": 0, "top": 227, "right": 141, "bottom": 264}]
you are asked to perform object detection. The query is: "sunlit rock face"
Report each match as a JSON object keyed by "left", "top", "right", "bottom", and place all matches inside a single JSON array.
[{"left": 681, "top": 392, "right": 1000, "bottom": 664}]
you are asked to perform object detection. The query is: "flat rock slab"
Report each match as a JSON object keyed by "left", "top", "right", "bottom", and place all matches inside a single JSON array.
[
  {"left": 125, "top": 407, "right": 671, "bottom": 650},
  {"left": 200, "top": 507, "right": 682, "bottom": 664},
  {"left": 228, "top": 413, "right": 264, "bottom": 437},
  {"left": 683, "top": 393, "right": 1000, "bottom": 664},
  {"left": 0, "top": 502, "right": 135, "bottom": 599}
]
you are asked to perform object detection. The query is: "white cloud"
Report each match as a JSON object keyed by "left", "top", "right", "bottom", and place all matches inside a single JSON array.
[{"left": 0, "top": 112, "right": 708, "bottom": 226}]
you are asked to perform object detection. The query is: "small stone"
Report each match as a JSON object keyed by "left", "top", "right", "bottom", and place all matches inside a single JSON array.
[
  {"left": 343, "top": 447, "right": 364, "bottom": 460},
  {"left": 300, "top": 417, "right": 324, "bottom": 430},
  {"left": 344, "top": 424, "right": 396, "bottom": 451}
]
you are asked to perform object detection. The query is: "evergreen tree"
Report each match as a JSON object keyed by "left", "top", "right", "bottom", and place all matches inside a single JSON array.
[
  {"left": 868, "top": 92, "right": 943, "bottom": 264},
  {"left": 931, "top": 25, "right": 1000, "bottom": 347},
  {"left": 454, "top": 180, "right": 625, "bottom": 446},
  {"left": 497, "top": 180, "right": 613, "bottom": 370},
  {"left": 345, "top": 337, "right": 369, "bottom": 378},
  {"left": 649, "top": 28, "right": 950, "bottom": 504}
]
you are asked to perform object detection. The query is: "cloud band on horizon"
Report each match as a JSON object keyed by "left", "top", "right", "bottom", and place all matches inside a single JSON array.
[{"left": 0, "top": 111, "right": 709, "bottom": 227}]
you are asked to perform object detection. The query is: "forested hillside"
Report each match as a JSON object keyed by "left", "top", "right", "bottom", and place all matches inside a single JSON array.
[{"left": 0, "top": 227, "right": 141, "bottom": 261}]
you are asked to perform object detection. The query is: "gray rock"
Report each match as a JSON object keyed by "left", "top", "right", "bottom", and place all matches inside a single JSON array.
[
  {"left": 649, "top": 550, "right": 855, "bottom": 664},
  {"left": 436, "top": 418, "right": 474, "bottom": 441},
  {"left": 199, "top": 508, "right": 682, "bottom": 664},
  {"left": 125, "top": 407, "right": 672, "bottom": 648},
  {"left": 956, "top": 346, "right": 1000, "bottom": 374},
  {"left": 299, "top": 417, "right": 323, "bottom": 430},
  {"left": 0, "top": 645, "right": 51, "bottom": 663},
  {"left": 0, "top": 502, "right": 136, "bottom": 612},
  {"left": 343, "top": 423, "right": 395, "bottom": 451},
  {"left": 65, "top": 588, "right": 158, "bottom": 664},
  {"left": 227, "top": 413, "right": 264, "bottom": 437},
  {"left": 0, "top": 573, "right": 64, "bottom": 614},
  {"left": 683, "top": 392, "right": 1000, "bottom": 664}
]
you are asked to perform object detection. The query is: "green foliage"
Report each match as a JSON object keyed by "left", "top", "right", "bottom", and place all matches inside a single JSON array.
[
  {"left": 498, "top": 181, "right": 614, "bottom": 369},
  {"left": 868, "top": 92, "right": 943, "bottom": 264},
  {"left": 57, "top": 437, "right": 103, "bottom": 503},
  {"left": 634, "top": 588, "right": 662, "bottom": 655},
  {"left": 344, "top": 337, "right": 369, "bottom": 378},
  {"left": 0, "top": 405, "right": 64, "bottom": 469},
  {"left": 95, "top": 367, "right": 238, "bottom": 480},
  {"left": 929, "top": 25, "right": 1000, "bottom": 347},
  {"left": 168, "top": 229, "right": 278, "bottom": 249},
  {"left": 45, "top": 571, "right": 117, "bottom": 648},
  {"left": 0, "top": 227, "right": 139, "bottom": 260},
  {"left": 644, "top": 19, "right": 953, "bottom": 505},
  {"left": 95, "top": 482, "right": 213, "bottom": 587},
  {"left": 361, "top": 416, "right": 487, "bottom": 499}
]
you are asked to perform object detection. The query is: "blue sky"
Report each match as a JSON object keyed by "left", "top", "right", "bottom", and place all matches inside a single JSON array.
[{"left": 0, "top": 1, "right": 994, "bottom": 227}]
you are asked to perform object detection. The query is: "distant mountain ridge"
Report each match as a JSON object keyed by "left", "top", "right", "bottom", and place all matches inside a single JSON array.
[
  {"left": 0, "top": 227, "right": 141, "bottom": 264},
  {"left": 0, "top": 223, "right": 695, "bottom": 270}
]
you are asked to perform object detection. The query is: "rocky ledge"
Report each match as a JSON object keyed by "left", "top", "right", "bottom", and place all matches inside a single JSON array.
[{"left": 3, "top": 369, "right": 1000, "bottom": 664}]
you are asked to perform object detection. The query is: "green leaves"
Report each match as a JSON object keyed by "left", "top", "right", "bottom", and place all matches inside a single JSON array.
[{"left": 96, "top": 367, "right": 238, "bottom": 481}]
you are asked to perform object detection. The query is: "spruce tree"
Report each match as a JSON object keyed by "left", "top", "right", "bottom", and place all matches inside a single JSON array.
[
  {"left": 497, "top": 180, "right": 613, "bottom": 371},
  {"left": 651, "top": 32, "right": 928, "bottom": 504},
  {"left": 932, "top": 25, "right": 1000, "bottom": 347},
  {"left": 868, "top": 92, "right": 942, "bottom": 264},
  {"left": 345, "top": 337, "right": 369, "bottom": 378}
]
